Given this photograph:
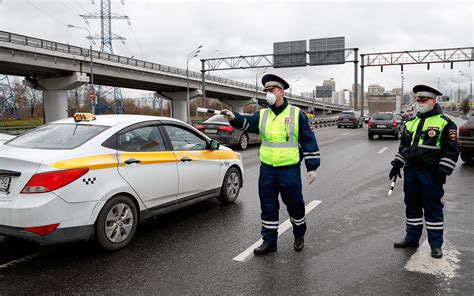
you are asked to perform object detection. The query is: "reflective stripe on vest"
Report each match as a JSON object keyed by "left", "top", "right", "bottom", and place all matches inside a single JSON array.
[
  {"left": 259, "top": 105, "right": 300, "bottom": 166},
  {"left": 405, "top": 114, "right": 448, "bottom": 148}
]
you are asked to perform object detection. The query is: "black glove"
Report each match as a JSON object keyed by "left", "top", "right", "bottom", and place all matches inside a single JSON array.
[
  {"left": 389, "top": 165, "right": 402, "bottom": 180},
  {"left": 434, "top": 171, "right": 446, "bottom": 184}
]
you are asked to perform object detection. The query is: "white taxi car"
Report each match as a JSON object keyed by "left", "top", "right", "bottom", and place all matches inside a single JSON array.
[{"left": 0, "top": 113, "right": 243, "bottom": 251}]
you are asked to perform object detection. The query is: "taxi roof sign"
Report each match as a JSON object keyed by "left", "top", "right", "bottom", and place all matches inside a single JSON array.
[{"left": 74, "top": 112, "right": 96, "bottom": 122}]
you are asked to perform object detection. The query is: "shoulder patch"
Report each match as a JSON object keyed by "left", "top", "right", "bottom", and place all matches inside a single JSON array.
[{"left": 448, "top": 129, "right": 457, "bottom": 141}]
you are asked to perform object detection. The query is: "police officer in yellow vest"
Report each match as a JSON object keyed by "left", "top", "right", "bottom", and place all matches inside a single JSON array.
[
  {"left": 222, "top": 74, "right": 320, "bottom": 255},
  {"left": 390, "top": 84, "right": 458, "bottom": 259}
]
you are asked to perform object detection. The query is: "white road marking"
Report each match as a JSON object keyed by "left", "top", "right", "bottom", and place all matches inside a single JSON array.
[
  {"left": 377, "top": 147, "right": 388, "bottom": 154},
  {"left": 233, "top": 200, "right": 322, "bottom": 262},
  {"left": 341, "top": 133, "right": 351, "bottom": 136},
  {"left": 405, "top": 239, "right": 461, "bottom": 279},
  {"left": 0, "top": 252, "right": 44, "bottom": 270}
]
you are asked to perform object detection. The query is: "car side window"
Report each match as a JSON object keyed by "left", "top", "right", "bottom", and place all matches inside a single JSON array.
[
  {"left": 118, "top": 125, "right": 165, "bottom": 152},
  {"left": 164, "top": 125, "right": 207, "bottom": 151}
]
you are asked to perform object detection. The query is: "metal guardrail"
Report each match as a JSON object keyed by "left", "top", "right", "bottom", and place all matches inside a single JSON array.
[
  {"left": 0, "top": 125, "right": 37, "bottom": 135},
  {"left": 310, "top": 117, "right": 338, "bottom": 128},
  {"left": 0, "top": 30, "right": 345, "bottom": 109}
]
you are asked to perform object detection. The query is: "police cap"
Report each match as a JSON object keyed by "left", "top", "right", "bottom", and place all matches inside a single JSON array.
[
  {"left": 413, "top": 84, "right": 442, "bottom": 101},
  {"left": 262, "top": 74, "right": 290, "bottom": 91}
]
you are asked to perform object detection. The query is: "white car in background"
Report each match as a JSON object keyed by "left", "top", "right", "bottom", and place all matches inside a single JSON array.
[{"left": 0, "top": 113, "right": 243, "bottom": 250}]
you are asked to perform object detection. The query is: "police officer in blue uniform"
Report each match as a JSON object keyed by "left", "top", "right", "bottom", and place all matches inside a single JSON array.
[
  {"left": 390, "top": 84, "right": 458, "bottom": 259},
  {"left": 222, "top": 74, "right": 320, "bottom": 255}
]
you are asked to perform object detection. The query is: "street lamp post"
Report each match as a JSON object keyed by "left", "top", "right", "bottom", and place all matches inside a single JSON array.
[
  {"left": 289, "top": 76, "right": 301, "bottom": 98},
  {"left": 67, "top": 24, "right": 95, "bottom": 114},
  {"left": 255, "top": 68, "right": 267, "bottom": 101},
  {"left": 187, "top": 45, "right": 202, "bottom": 124}
]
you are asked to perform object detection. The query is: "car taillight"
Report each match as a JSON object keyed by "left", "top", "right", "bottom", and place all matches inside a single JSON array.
[
  {"left": 22, "top": 223, "right": 60, "bottom": 236},
  {"left": 392, "top": 120, "right": 398, "bottom": 128},
  {"left": 218, "top": 126, "right": 234, "bottom": 132},
  {"left": 195, "top": 124, "right": 204, "bottom": 130},
  {"left": 459, "top": 125, "right": 468, "bottom": 136},
  {"left": 21, "top": 168, "right": 89, "bottom": 194},
  {"left": 368, "top": 119, "right": 372, "bottom": 128},
  {"left": 351, "top": 116, "right": 357, "bottom": 121},
  {"left": 338, "top": 116, "right": 343, "bottom": 121}
]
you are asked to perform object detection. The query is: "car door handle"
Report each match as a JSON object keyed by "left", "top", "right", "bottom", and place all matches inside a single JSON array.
[
  {"left": 180, "top": 156, "right": 192, "bottom": 162},
  {"left": 124, "top": 158, "right": 141, "bottom": 165}
]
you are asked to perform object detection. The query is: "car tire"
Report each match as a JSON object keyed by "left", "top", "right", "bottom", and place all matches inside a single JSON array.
[
  {"left": 96, "top": 195, "right": 138, "bottom": 251},
  {"left": 394, "top": 130, "right": 399, "bottom": 140},
  {"left": 368, "top": 132, "right": 374, "bottom": 139},
  {"left": 460, "top": 151, "right": 474, "bottom": 165},
  {"left": 238, "top": 133, "right": 248, "bottom": 150},
  {"left": 337, "top": 125, "right": 341, "bottom": 128},
  {"left": 217, "top": 167, "right": 241, "bottom": 204}
]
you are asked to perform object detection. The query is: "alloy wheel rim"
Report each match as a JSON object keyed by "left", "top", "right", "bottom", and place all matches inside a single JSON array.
[
  {"left": 240, "top": 135, "right": 248, "bottom": 148},
  {"left": 226, "top": 172, "right": 240, "bottom": 198},
  {"left": 105, "top": 203, "right": 134, "bottom": 243}
]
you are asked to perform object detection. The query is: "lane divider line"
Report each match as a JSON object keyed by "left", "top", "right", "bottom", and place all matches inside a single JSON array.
[
  {"left": 233, "top": 200, "right": 322, "bottom": 262},
  {"left": 340, "top": 133, "right": 351, "bottom": 136},
  {"left": 378, "top": 147, "right": 388, "bottom": 154}
]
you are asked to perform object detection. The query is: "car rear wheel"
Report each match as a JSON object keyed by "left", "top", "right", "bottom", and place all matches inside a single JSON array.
[
  {"left": 368, "top": 132, "right": 374, "bottom": 139},
  {"left": 394, "top": 130, "right": 399, "bottom": 140},
  {"left": 238, "top": 133, "right": 248, "bottom": 150},
  {"left": 460, "top": 151, "right": 474, "bottom": 165},
  {"left": 217, "top": 167, "right": 241, "bottom": 204},
  {"left": 96, "top": 195, "right": 138, "bottom": 251}
]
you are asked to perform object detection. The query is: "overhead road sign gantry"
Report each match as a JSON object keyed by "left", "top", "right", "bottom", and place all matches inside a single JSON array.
[{"left": 359, "top": 46, "right": 474, "bottom": 117}]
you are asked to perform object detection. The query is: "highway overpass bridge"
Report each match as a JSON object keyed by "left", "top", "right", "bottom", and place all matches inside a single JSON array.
[{"left": 0, "top": 31, "right": 346, "bottom": 123}]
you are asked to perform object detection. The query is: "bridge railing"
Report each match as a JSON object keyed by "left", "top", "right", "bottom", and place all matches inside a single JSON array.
[{"left": 0, "top": 30, "right": 346, "bottom": 109}]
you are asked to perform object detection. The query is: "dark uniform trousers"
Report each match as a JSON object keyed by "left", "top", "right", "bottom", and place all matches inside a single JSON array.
[
  {"left": 404, "top": 163, "right": 444, "bottom": 248},
  {"left": 258, "top": 163, "right": 306, "bottom": 246}
]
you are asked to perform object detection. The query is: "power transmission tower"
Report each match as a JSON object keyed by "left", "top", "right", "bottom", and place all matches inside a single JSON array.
[
  {"left": 80, "top": 0, "right": 130, "bottom": 114},
  {"left": 0, "top": 75, "right": 21, "bottom": 120}
]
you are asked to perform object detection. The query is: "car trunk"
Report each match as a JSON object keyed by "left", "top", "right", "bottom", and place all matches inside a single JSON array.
[{"left": 0, "top": 147, "right": 56, "bottom": 201}]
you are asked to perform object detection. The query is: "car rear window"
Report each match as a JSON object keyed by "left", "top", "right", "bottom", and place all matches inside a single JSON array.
[
  {"left": 5, "top": 123, "right": 109, "bottom": 149},
  {"left": 372, "top": 113, "right": 394, "bottom": 120},
  {"left": 204, "top": 115, "right": 227, "bottom": 123}
]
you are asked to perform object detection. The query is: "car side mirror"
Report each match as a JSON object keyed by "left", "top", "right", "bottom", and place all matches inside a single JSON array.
[{"left": 209, "top": 140, "right": 220, "bottom": 150}]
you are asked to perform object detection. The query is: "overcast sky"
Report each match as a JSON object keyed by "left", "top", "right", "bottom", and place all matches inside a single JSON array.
[{"left": 1, "top": 0, "right": 473, "bottom": 98}]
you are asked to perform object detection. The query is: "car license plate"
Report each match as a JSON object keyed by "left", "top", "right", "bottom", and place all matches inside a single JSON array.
[
  {"left": 205, "top": 129, "right": 217, "bottom": 134},
  {"left": 0, "top": 176, "right": 11, "bottom": 192},
  {"left": 377, "top": 124, "right": 386, "bottom": 128}
]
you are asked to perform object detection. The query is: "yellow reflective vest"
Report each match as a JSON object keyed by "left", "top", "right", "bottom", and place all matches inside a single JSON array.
[{"left": 258, "top": 105, "right": 300, "bottom": 166}]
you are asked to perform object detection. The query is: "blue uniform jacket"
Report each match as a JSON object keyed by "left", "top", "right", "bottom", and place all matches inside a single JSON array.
[{"left": 229, "top": 98, "right": 320, "bottom": 172}]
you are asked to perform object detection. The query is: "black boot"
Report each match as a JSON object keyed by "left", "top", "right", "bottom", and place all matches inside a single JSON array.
[
  {"left": 393, "top": 239, "right": 419, "bottom": 248},
  {"left": 294, "top": 237, "right": 304, "bottom": 252},
  {"left": 431, "top": 247, "right": 443, "bottom": 259},
  {"left": 253, "top": 241, "right": 277, "bottom": 255}
]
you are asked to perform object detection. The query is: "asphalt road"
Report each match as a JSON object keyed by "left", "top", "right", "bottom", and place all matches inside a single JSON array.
[{"left": 1, "top": 120, "right": 473, "bottom": 295}]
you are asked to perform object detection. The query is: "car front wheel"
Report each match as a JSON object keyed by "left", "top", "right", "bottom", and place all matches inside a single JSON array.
[
  {"left": 96, "top": 195, "right": 138, "bottom": 251},
  {"left": 217, "top": 167, "right": 241, "bottom": 204},
  {"left": 460, "top": 151, "right": 474, "bottom": 165}
]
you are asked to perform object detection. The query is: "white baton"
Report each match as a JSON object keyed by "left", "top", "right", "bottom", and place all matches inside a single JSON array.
[
  {"left": 197, "top": 107, "right": 225, "bottom": 115},
  {"left": 388, "top": 175, "right": 397, "bottom": 196}
]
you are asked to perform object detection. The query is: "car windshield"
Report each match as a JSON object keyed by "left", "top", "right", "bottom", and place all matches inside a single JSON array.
[
  {"left": 341, "top": 112, "right": 355, "bottom": 117},
  {"left": 5, "top": 123, "right": 109, "bottom": 149},
  {"left": 204, "top": 115, "right": 227, "bottom": 123},
  {"left": 372, "top": 113, "right": 394, "bottom": 120}
]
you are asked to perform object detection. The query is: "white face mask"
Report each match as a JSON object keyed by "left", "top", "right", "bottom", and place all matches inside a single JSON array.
[
  {"left": 416, "top": 103, "right": 431, "bottom": 114},
  {"left": 266, "top": 92, "right": 277, "bottom": 105}
]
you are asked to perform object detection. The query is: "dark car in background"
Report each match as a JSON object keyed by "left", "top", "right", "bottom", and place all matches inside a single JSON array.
[
  {"left": 337, "top": 111, "right": 363, "bottom": 128},
  {"left": 368, "top": 112, "right": 403, "bottom": 139},
  {"left": 196, "top": 114, "right": 260, "bottom": 150},
  {"left": 458, "top": 116, "right": 474, "bottom": 165}
]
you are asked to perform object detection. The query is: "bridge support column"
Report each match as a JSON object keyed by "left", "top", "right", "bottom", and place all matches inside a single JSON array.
[
  {"left": 164, "top": 90, "right": 201, "bottom": 123},
  {"left": 222, "top": 98, "right": 257, "bottom": 114},
  {"left": 32, "top": 72, "right": 88, "bottom": 123}
]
